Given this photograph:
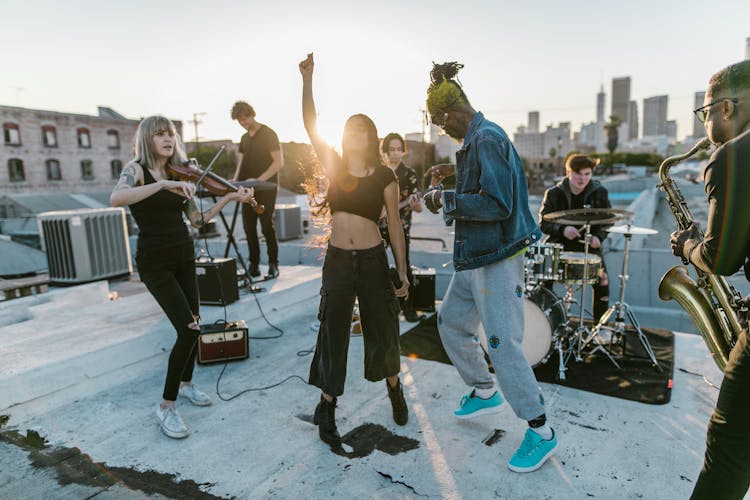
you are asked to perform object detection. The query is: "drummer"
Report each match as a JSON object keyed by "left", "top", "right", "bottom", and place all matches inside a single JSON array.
[{"left": 539, "top": 154, "right": 612, "bottom": 323}]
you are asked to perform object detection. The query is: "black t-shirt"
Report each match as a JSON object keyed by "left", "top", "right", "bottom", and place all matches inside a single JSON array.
[
  {"left": 238, "top": 124, "right": 281, "bottom": 182},
  {"left": 129, "top": 164, "right": 193, "bottom": 264},
  {"left": 328, "top": 165, "right": 397, "bottom": 223}
]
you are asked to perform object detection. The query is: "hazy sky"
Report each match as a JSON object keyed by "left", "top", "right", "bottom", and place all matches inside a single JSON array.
[{"left": 2, "top": 0, "right": 748, "bottom": 147}]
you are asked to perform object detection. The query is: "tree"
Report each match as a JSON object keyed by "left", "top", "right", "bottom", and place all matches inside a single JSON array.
[
  {"left": 186, "top": 146, "right": 237, "bottom": 181},
  {"left": 603, "top": 115, "right": 622, "bottom": 174},
  {"left": 279, "top": 142, "right": 317, "bottom": 194}
]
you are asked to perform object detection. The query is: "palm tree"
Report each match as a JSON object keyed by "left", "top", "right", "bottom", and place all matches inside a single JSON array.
[{"left": 603, "top": 115, "right": 622, "bottom": 174}]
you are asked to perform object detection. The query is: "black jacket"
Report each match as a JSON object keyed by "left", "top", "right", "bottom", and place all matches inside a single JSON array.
[
  {"left": 539, "top": 178, "right": 612, "bottom": 253},
  {"left": 684, "top": 129, "right": 750, "bottom": 277}
]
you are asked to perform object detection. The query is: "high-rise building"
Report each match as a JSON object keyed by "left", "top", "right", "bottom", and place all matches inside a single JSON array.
[
  {"left": 596, "top": 85, "right": 606, "bottom": 123},
  {"left": 693, "top": 91, "right": 706, "bottom": 138},
  {"left": 611, "top": 77, "right": 631, "bottom": 124},
  {"left": 528, "top": 111, "right": 539, "bottom": 133},
  {"left": 666, "top": 120, "right": 677, "bottom": 140},
  {"left": 628, "top": 100, "right": 639, "bottom": 140},
  {"left": 643, "top": 95, "right": 668, "bottom": 136},
  {"left": 746, "top": 36, "right": 750, "bottom": 60}
]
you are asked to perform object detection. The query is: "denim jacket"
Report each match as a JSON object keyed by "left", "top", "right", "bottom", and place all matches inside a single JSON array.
[{"left": 442, "top": 112, "right": 541, "bottom": 271}]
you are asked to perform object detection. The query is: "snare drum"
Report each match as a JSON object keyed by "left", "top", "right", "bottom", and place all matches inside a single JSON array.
[
  {"left": 558, "top": 251, "right": 602, "bottom": 284},
  {"left": 478, "top": 286, "right": 566, "bottom": 367},
  {"left": 524, "top": 242, "right": 563, "bottom": 282}
]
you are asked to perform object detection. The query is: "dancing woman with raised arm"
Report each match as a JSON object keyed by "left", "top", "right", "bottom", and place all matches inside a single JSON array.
[
  {"left": 299, "top": 53, "right": 410, "bottom": 447},
  {"left": 110, "top": 115, "right": 253, "bottom": 439}
]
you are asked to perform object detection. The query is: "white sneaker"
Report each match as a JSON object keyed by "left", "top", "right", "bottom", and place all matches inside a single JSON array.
[
  {"left": 155, "top": 405, "right": 189, "bottom": 439},
  {"left": 178, "top": 384, "right": 212, "bottom": 406}
]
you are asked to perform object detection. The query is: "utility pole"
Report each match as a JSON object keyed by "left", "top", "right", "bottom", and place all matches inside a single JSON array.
[
  {"left": 13, "top": 86, "right": 24, "bottom": 106},
  {"left": 420, "top": 107, "right": 428, "bottom": 186},
  {"left": 189, "top": 112, "right": 207, "bottom": 157}
]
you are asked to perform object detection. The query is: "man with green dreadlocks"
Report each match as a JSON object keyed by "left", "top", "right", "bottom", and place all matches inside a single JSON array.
[{"left": 423, "top": 62, "right": 558, "bottom": 473}]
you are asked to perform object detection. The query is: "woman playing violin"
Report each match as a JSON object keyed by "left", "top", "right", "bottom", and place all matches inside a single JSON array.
[
  {"left": 110, "top": 115, "right": 253, "bottom": 439},
  {"left": 299, "top": 53, "right": 410, "bottom": 449}
]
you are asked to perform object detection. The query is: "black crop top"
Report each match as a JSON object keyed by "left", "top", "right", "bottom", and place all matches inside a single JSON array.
[{"left": 327, "top": 165, "right": 397, "bottom": 222}]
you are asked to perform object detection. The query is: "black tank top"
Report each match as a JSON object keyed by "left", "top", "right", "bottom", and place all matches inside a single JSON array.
[{"left": 129, "top": 164, "right": 193, "bottom": 263}]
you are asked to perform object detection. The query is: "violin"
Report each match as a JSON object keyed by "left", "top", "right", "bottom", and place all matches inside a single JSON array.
[{"left": 167, "top": 153, "right": 264, "bottom": 214}]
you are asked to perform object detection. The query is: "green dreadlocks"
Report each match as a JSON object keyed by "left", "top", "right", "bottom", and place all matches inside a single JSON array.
[{"left": 426, "top": 61, "right": 467, "bottom": 116}]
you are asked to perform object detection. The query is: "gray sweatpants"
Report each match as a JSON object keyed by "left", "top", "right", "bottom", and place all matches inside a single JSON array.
[{"left": 437, "top": 254, "right": 545, "bottom": 421}]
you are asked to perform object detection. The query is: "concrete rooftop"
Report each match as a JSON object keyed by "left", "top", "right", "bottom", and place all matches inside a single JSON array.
[
  {"left": 0, "top": 260, "right": 734, "bottom": 500},
  {"left": 1, "top": 175, "right": 746, "bottom": 499}
]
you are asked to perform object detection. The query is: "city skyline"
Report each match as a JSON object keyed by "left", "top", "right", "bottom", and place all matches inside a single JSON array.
[{"left": 2, "top": 0, "right": 748, "bottom": 147}]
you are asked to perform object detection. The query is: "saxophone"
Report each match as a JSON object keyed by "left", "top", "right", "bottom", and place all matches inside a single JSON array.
[{"left": 657, "top": 137, "right": 744, "bottom": 371}]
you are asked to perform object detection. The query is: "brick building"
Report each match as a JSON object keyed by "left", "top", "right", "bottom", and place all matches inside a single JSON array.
[{"left": 0, "top": 105, "right": 181, "bottom": 195}]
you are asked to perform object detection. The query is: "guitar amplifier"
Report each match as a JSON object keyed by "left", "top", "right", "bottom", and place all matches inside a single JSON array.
[
  {"left": 197, "top": 320, "right": 249, "bottom": 365},
  {"left": 196, "top": 258, "right": 239, "bottom": 305},
  {"left": 411, "top": 267, "right": 436, "bottom": 312}
]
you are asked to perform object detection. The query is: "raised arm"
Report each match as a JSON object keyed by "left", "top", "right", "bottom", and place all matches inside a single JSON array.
[{"left": 299, "top": 53, "right": 337, "bottom": 174}]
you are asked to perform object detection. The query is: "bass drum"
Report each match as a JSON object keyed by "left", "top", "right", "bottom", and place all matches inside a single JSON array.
[{"left": 478, "top": 286, "right": 566, "bottom": 367}]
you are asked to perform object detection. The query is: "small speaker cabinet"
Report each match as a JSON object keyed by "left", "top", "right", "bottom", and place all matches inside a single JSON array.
[
  {"left": 196, "top": 258, "right": 239, "bottom": 305},
  {"left": 411, "top": 267, "right": 436, "bottom": 312},
  {"left": 197, "top": 320, "right": 249, "bottom": 364}
]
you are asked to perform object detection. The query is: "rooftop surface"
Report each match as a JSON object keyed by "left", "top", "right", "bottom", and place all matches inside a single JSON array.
[
  {"left": 0, "top": 265, "right": 733, "bottom": 500},
  {"left": 1, "top": 174, "right": 745, "bottom": 499}
]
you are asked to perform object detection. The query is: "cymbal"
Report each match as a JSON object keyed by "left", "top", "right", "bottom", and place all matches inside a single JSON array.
[
  {"left": 606, "top": 224, "right": 658, "bottom": 235},
  {"left": 542, "top": 208, "right": 633, "bottom": 226}
]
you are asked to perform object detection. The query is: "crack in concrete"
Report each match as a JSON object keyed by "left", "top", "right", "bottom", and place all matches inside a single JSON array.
[{"left": 376, "top": 470, "right": 428, "bottom": 497}]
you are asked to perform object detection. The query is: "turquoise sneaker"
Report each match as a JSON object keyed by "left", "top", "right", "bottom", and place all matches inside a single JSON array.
[
  {"left": 453, "top": 390, "right": 504, "bottom": 419},
  {"left": 508, "top": 428, "right": 558, "bottom": 473}
]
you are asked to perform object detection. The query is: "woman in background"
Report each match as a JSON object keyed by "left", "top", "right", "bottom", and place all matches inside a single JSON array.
[
  {"left": 379, "top": 132, "right": 423, "bottom": 322},
  {"left": 111, "top": 115, "right": 253, "bottom": 439}
]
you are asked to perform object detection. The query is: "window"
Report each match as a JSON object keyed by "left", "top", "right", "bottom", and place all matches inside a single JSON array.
[
  {"left": 42, "top": 125, "right": 57, "bottom": 147},
  {"left": 77, "top": 128, "right": 91, "bottom": 148},
  {"left": 3, "top": 123, "right": 21, "bottom": 145},
  {"left": 110, "top": 160, "right": 122, "bottom": 179},
  {"left": 107, "top": 129, "right": 120, "bottom": 149},
  {"left": 46, "top": 159, "right": 62, "bottom": 180},
  {"left": 8, "top": 158, "right": 25, "bottom": 181},
  {"left": 81, "top": 160, "right": 94, "bottom": 180}
]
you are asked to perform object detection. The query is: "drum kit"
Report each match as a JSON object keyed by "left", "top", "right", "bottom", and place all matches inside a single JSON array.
[{"left": 520, "top": 208, "right": 662, "bottom": 380}]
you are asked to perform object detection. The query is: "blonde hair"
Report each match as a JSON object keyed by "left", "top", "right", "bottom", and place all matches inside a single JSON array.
[{"left": 132, "top": 115, "right": 187, "bottom": 170}]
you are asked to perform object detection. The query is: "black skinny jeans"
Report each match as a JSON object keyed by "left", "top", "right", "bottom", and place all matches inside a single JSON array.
[
  {"left": 242, "top": 189, "right": 279, "bottom": 267},
  {"left": 309, "top": 243, "right": 402, "bottom": 397},
  {"left": 138, "top": 256, "right": 200, "bottom": 401},
  {"left": 691, "top": 328, "right": 750, "bottom": 499}
]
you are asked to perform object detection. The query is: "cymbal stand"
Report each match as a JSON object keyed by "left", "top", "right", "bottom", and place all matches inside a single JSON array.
[
  {"left": 572, "top": 223, "right": 621, "bottom": 368},
  {"left": 589, "top": 231, "right": 661, "bottom": 370}
]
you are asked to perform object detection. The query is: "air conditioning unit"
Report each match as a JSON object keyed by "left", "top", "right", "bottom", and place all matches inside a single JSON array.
[
  {"left": 274, "top": 204, "right": 302, "bottom": 241},
  {"left": 37, "top": 208, "right": 133, "bottom": 284}
]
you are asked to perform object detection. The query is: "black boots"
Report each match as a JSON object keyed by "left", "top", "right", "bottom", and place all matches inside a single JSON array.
[
  {"left": 387, "top": 379, "right": 408, "bottom": 426},
  {"left": 266, "top": 262, "right": 279, "bottom": 279},
  {"left": 249, "top": 264, "right": 261, "bottom": 278},
  {"left": 403, "top": 308, "right": 420, "bottom": 322},
  {"left": 313, "top": 395, "right": 341, "bottom": 446}
]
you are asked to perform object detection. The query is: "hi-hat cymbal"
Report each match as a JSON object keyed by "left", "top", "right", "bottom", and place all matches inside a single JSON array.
[
  {"left": 542, "top": 208, "right": 633, "bottom": 226},
  {"left": 606, "top": 224, "right": 658, "bottom": 235}
]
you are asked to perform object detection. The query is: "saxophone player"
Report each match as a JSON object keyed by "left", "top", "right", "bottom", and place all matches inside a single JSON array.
[{"left": 670, "top": 59, "right": 750, "bottom": 500}]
